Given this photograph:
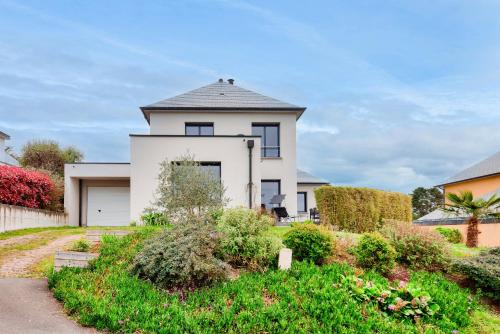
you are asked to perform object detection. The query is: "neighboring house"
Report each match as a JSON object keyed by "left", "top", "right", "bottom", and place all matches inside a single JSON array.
[
  {"left": 0, "top": 131, "right": 18, "bottom": 166},
  {"left": 64, "top": 79, "right": 328, "bottom": 226},
  {"left": 416, "top": 149, "right": 500, "bottom": 246},
  {"left": 297, "top": 169, "right": 329, "bottom": 219}
]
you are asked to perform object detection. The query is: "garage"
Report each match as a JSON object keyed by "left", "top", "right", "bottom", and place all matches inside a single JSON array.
[{"left": 87, "top": 186, "right": 130, "bottom": 226}]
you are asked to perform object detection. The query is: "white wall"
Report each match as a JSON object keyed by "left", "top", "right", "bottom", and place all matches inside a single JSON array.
[
  {"left": 64, "top": 163, "right": 131, "bottom": 226},
  {"left": 130, "top": 135, "right": 262, "bottom": 222},
  {"left": 0, "top": 137, "right": 5, "bottom": 164},
  {"left": 0, "top": 204, "right": 68, "bottom": 232},
  {"left": 149, "top": 112, "right": 298, "bottom": 214},
  {"left": 297, "top": 184, "right": 324, "bottom": 220}
]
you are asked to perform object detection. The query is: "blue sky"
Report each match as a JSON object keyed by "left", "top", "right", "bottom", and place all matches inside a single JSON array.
[{"left": 1, "top": 0, "right": 500, "bottom": 193}]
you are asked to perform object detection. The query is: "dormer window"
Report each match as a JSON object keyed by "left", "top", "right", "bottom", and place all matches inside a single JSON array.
[
  {"left": 185, "top": 122, "right": 214, "bottom": 136},
  {"left": 252, "top": 123, "right": 280, "bottom": 157}
]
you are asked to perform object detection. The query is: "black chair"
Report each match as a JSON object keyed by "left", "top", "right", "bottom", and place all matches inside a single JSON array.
[
  {"left": 272, "top": 207, "right": 297, "bottom": 224},
  {"left": 309, "top": 208, "right": 320, "bottom": 224}
]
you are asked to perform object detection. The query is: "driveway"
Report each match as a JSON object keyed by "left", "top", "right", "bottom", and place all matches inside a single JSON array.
[{"left": 0, "top": 278, "right": 96, "bottom": 333}]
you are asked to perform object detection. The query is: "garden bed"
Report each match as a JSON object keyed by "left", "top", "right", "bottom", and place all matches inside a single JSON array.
[{"left": 48, "top": 229, "right": 499, "bottom": 333}]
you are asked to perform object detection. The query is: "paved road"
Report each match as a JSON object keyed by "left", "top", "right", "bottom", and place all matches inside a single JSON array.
[{"left": 0, "top": 278, "right": 96, "bottom": 334}]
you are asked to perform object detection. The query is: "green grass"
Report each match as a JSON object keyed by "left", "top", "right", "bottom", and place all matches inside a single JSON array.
[
  {"left": 449, "top": 243, "right": 487, "bottom": 258},
  {"left": 48, "top": 228, "right": 499, "bottom": 334},
  {"left": 268, "top": 226, "right": 291, "bottom": 239},
  {"left": 0, "top": 226, "right": 82, "bottom": 240}
]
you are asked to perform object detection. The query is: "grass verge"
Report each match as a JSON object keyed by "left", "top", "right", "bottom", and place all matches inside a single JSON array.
[
  {"left": 0, "top": 226, "right": 82, "bottom": 240},
  {"left": 48, "top": 229, "right": 499, "bottom": 333}
]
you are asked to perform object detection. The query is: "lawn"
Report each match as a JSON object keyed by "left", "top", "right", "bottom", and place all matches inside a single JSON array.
[
  {"left": 0, "top": 226, "right": 83, "bottom": 240},
  {"left": 48, "top": 228, "right": 500, "bottom": 334}
]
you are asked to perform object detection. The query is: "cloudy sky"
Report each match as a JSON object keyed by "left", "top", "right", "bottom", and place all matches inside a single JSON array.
[{"left": 1, "top": 0, "right": 500, "bottom": 193}]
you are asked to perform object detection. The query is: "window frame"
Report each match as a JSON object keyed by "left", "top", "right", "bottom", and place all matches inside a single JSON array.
[
  {"left": 251, "top": 123, "right": 280, "bottom": 157},
  {"left": 297, "top": 191, "right": 307, "bottom": 213},
  {"left": 261, "top": 179, "right": 281, "bottom": 208},
  {"left": 185, "top": 122, "right": 214, "bottom": 136}
]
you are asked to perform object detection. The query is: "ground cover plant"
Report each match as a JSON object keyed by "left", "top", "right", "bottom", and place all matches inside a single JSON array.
[
  {"left": 49, "top": 230, "right": 488, "bottom": 334},
  {"left": 69, "top": 239, "right": 90, "bottom": 252}
]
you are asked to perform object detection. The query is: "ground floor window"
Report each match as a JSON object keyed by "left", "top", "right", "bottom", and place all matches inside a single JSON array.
[
  {"left": 261, "top": 180, "right": 280, "bottom": 209},
  {"left": 297, "top": 192, "right": 307, "bottom": 213},
  {"left": 199, "top": 162, "right": 221, "bottom": 180}
]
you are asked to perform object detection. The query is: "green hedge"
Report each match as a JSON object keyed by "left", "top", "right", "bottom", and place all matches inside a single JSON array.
[{"left": 314, "top": 186, "right": 412, "bottom": 233}]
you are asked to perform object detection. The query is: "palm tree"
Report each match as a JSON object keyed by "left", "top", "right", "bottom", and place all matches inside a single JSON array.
[{"left": 445, "top": 191, "right": 500, "bottom": 247}]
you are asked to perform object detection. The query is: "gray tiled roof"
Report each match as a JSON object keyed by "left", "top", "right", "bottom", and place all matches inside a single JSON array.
[
  {"left": 141, "top": 80, "right": 305, "bottom": 122},
  {"left": 297, "top": 169, "right": 329, "bottom": 184},
  {"left": 440, "top": 149, "right": 500, "bottom": 185},
  {"left": 0, "top": 131, "right": 10, "bottom": 139}
]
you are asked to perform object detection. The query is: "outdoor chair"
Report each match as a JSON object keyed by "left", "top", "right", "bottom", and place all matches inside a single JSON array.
[
  {"left": 272, "top": 207, "right": 296, "bottom": 224},
  {"left": 309, "top": 207, "right": 320, "bottom": 224}
]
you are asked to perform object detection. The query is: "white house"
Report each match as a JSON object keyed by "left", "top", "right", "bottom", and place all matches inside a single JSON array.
[
  {"left": 0, "top": 131, "right": 18, "bottom": 166},
  {"left": 64, "top": 79, "right": 328, "bottom": 226}
]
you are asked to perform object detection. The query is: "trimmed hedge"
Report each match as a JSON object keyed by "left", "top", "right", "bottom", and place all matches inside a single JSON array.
[{"left": 315, "top": 186, "right": 412, "bottom": 233}]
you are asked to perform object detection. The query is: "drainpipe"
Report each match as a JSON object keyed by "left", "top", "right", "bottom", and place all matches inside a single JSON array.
[{"left": 247, "top": 140, "right": 254, "bottom": 208}]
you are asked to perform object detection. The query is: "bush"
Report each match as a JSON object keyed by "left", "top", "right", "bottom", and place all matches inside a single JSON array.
[
  {"left": 435, "top": 227, "right": 462, "bottom": 244},
  {"left": 70, "top": 239, "right": 90, "bottom": 252},
  {"left": 283, "top": 224, "right": 334, "bottom": 264},
  {"left": 140, "top": 211, "right": 170, "bottom": 226},
  {"left": 131, "top": 218, "right": 229, "bottom": 288},
  {"left": 354, "top": 232, "right": 396, "bottom": 274},
  {"left": 314, "top": 186, "right": 412, "bottom": 233},
  {"left": 381, "top": 220, "right": 450, "bottom": 271},
  {"left": 453, "top": 247, "right": 500, "bottom": 301},
  {"left": 0, "top": 165, "right": 55, "bottom": 209},
  {"left": 216, "top": 208, "right": 282, "bottom": 271}
]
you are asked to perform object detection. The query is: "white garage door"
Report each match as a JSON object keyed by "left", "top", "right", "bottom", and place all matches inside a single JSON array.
[{"left": 87, "top": 187, "right": 130, "bottom": 226}]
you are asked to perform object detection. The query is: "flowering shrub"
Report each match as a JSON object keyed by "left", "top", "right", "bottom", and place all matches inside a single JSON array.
[
  {"left": 0, "top": 165, "right": 55, "bottom": 209},
  {"left": 341, "top": 275, "right": 440, "bottom": 321}
]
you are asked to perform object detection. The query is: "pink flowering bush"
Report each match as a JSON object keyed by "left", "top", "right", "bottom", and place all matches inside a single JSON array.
[
  {"left": 0, "top": 165, "right": 55, "bottom": 209},
  {"left": 341, "top": 275, "right": 440, "bottom": 321}
]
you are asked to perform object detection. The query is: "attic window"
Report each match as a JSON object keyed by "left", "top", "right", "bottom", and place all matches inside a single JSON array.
[{"left": 219, "top": 93, "right": 224, "bottom": 95}]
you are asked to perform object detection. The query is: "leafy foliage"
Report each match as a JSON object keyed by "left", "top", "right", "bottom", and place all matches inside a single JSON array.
[
  {"left": 342, "top": 275, "right": 440, "bottom": 321},
  {"left": 314, "top": 186, "right": 412, "bottom": 233},
  {"left": 0, "top": 165, "right": 55, "bottom": 209},
  {"left": 131, "top": 218, "right": 229, "bottom": 288},
  {"left": 453, "top": 247, "right": 500, "bottom": 301},
  {"left": 411, "top": 187, "right": 443, "bottom": 219},
  {"left": 20, "top": 140, "right": 83, "bottom": 177},
  {"left": 49, "top": 230, "right": 480, "bottom": 333},
  {"left": 140, "top": 211, "right": 170, "bottom": 226},
  {"left": 354, "top": 232, "right": 396, "bottom": 274},
  {"left": 381, "top": 220, "right": 450, "bottom": 271},
  {"left": 216, "top": 207, "right": 282, "bottom": 271},
  {"left": 70, "top": 239, "right": 91, "bottom": 252},
  {"left": 445, "top": 191, "right": 500, "bottom": 248},
  {"left": 153, "top": 154, "right": 227, "bottom": 222},
  {"left": 435, "top": 227, "right": 463, "bottom": 244},
  {"left": 283, "top": 223, "right": 334, "bottom": 264}
]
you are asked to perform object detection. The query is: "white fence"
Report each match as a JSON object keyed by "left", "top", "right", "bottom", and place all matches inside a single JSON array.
[{"left": 0, "top": 203, "right": 68, "bottom": 233}]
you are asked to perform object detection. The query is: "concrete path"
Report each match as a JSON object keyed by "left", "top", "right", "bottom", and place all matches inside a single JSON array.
[
  {"left": 0, "top": 234, "right": 81, "bottom": 277},
  {"left": 0, "top": 278, "right": 96, "bottom": 334}
]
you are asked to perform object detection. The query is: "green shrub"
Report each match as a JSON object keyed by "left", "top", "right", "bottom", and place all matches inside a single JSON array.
[
  {"left": 69, "top": 239, "right": 90, "bottom": 252},
  {"left": 48, "top": 231, "right": 480, "bottom": 333},
  {"left": 453, "top": 247, "right": 500, "bottom": 301},
  {"left": 435, "top": 227, "right": 462, "bottom": 244},
  {"left": 382, "top": 220, "right": 450, "bottom": 271},
  {"left": 354, "top": 232, "right": 396, "bottom": 274},
  {"left": 140, "top": 211, "right": 170, "bottom": 226},
  {"left": 216, "top": 208, "right": 282, "bottom": 271},
  {"left": 283, "top": 224, "right": 334, "bottom": 264},
  {"left": 314, "top": 186, "right": 412, "bottom": 233},
  {"left": 131, "top": 218, "right": 228, "bottom": 288}
]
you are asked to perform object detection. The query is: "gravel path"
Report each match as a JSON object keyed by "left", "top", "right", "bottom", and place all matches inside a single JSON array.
[
  {"left": 0, "top": 278, "right": 97, "bottom": 333},
  {"left": 0, "top": 234, "right": 81, "bottom": 278}
]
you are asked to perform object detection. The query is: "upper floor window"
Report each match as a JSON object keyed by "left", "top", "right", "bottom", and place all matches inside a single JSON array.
[
  {"left": 185, "top": 122, "right": 214, "bottom": 136},
  {"left": 252, "top": 123, "right": 280, "bottom": 157}
]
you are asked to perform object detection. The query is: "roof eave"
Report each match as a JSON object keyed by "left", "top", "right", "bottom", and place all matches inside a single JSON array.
[{"left": 436, "top": 172, "right": 500, "bottom": 187}]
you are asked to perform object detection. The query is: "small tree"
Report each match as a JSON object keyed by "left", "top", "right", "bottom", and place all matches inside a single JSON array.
[
  {"left": 20, "top": 140, "right": 83, "bottom": 177},
  {"left": 411, "top": 187, "right": 444, "bottom": 219},
  {"left": 153, "top": 154, "right": 227, "bottom": 222},
  {"left": 445, "top": 191, "right": 500, "bottom": 248}
]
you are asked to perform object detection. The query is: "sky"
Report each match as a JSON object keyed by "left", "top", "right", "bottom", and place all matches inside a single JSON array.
[{"left": 1, "top": 0, "right": 500, "bottom": 193}]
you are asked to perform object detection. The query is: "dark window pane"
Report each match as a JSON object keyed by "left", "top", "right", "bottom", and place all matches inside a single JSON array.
[
  {"left": 297, "top": 192, "right": 307, "bottom": 212},
  {"left": 186, "top": 126, "right": 199, "bottom": 135},
  {"left": 252, "top": 126, "right": 264, "bottom": 138},
  {"left": 200, "top": 163, "right": 221, "bottom": 180},
  {"left": 265, "top": 126, "right": 278, "bottom": 146},
  {"left": 200, "top": 126, "right": 214, "bottom": 136},
  {"left": 261, "top": 180, "right": 280, "bottom": 209}
]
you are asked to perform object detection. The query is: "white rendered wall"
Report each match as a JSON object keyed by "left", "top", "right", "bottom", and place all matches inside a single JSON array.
[
  {"left": 0, "top": 204, "right": 68, "bottom": 232},
  {"left": 149, "top": 112, "right": 297, "bottom": 214},
  {"left": 130, "top": 136, "right": 262, "bottom": 222}
]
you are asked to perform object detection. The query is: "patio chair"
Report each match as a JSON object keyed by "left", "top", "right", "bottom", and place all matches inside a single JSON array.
[
  {"left": 271, "top": 207, "right": 296, "bottom": 224},
  {"left": 309, "top": 207, "right": 320, "bottom": 224}
]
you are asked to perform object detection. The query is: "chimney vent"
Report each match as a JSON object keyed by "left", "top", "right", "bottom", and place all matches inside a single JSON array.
[
  {"left": 218, "top": 78, "right": 223, "bottom": 83},
  {"left": 228, "top": 78, "right": 234, "bottom": 85}
]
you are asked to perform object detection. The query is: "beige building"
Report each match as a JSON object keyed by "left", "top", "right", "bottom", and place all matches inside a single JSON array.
[
  {"left": 0, "top": 131, "right": 18, "bottom": 166},
  {"left": 64, "top": 79, "right": 329, "bottom": 226}
]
